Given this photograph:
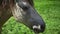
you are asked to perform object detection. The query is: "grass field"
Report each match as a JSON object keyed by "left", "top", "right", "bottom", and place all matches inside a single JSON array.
[{"left": 2, "top": 0, "right": 60, "bottom": 34}]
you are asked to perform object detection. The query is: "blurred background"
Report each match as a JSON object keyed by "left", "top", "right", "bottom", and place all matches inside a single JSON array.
[{"left": 2, "top": 0, "right": 60, "bottom": 34}]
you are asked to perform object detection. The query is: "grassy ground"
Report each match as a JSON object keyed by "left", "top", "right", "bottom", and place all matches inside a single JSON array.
[{"left": 2, "top": 0, "right": 60, "bottom": 34}]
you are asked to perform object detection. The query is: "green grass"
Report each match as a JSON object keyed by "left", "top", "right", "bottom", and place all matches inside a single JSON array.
[{"left": 2, "top": 0, "right": 60, "bottom": 34}]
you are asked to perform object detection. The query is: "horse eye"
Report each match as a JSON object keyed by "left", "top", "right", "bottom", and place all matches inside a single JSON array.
[
  {"left": 18, "top": 2, "right": 29, "bottom": 10},
  {"left": 19, "top": 4, "right": 29, "bottom": 10},
  {"left": 22, "top": 6, "right": 29, "bottom": 10}
]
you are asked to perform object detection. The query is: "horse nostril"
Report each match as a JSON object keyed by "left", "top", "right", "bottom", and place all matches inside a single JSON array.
[{"left": 40, "top": 24, "right": 45, "bottom": 32}]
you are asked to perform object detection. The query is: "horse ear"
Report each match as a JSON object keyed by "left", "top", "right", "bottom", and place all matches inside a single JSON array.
[{"left": 28, "top": 0, "right": 34, "bottom": 6}]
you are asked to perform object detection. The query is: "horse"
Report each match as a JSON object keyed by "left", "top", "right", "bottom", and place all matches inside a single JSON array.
[{"left": 0, "top": 0, "right": 45, "bottom": 34}]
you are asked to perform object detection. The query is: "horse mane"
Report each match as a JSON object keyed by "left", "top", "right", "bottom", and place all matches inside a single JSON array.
[
  {"left": 0, "top": 0, "right": 14, "bottom": 8},
  {"left": 0, "top": 0, "right": 34, "bottom": 8}
]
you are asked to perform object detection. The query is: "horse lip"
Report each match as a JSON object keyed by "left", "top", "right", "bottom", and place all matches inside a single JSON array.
[{"left": 33, "top": 25, "right": 41, "bottom": 30}]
